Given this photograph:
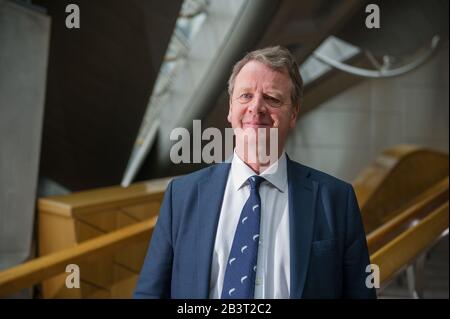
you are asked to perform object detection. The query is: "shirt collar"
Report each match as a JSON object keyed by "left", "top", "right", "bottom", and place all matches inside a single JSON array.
[{"left": 230, "top": 150, "right": 288, "bottom": 193}]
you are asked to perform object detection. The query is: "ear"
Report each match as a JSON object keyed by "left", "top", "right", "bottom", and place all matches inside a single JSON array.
[
  {"left": 289, "top": 104, "right": 300, "bottom": 129},
  {"left": 227, "top": 99, "right": 233, "bottom": 124}
]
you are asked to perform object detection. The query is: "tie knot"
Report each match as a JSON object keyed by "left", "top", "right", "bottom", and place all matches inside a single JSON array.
[{"left": 248, "top": 175, "right": 264, "bottom": 190}]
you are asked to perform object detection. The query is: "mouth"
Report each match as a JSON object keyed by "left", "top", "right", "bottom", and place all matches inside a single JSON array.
[{"left": 242, "top": 122, "right": 272, "bottom": 129}]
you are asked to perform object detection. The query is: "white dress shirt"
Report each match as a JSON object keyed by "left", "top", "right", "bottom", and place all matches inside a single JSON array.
[{"left": 209, "top": 151, "right": 290, "bottom": 298}]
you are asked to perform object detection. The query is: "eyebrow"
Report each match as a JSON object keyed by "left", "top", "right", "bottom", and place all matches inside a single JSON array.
[
  {"left": 236, "top": 87, "right": 285, "bottom": 97},
  {"left": 263, "top": 91, "right": 283, "bottom": 98}
]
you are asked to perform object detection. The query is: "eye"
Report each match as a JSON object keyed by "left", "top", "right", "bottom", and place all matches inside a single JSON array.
[
  {"left": 264, "top": 95, "right": 282, "bottom": 107},
  {"left": 237, "top": 93, "right": 252, "bottom": 103}
]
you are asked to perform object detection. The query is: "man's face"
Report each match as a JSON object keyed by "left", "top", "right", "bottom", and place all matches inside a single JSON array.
[{"left": 227, "top": 60, "right": 299, "bottom": 158}]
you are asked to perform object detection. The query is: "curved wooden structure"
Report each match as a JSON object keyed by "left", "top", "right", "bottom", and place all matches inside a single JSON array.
[
  {"left": 366, "top": 177, "right": 448, "bottom": 254},
  {"left": 353, "top": 144, "right": 448, "bottom": 233},
  {"left": 0, "top": 145, "right": 448, "bottom": 298},
  {"left": 0, "top": 218, "right": 157, "bottom": 298},
  {"left": 37, "top": 176, "right": 171, "bottom": 298},
  {"left": 371, "top": 202, "right": 448, "bottom": 285}
]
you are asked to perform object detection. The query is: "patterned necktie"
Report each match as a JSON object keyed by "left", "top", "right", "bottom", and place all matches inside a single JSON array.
[{"left": 221, "top": 175, "right": 264, "bottom": 299}]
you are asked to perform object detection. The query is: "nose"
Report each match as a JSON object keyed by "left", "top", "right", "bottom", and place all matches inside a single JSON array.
[{"left": 247, "top": 93, "right": 267, "bottom": 114}]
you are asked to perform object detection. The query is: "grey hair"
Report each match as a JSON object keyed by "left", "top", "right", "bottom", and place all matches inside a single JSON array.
[{"left": 227, "top": 45, "right": 303, "bottom": 108}]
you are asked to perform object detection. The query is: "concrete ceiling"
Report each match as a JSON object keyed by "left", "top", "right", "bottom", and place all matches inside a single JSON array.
[{"left": 31, "top": 0, "right": 448, "bottom": 186}]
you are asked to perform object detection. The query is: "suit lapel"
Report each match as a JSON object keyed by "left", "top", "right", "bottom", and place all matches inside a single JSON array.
[
  {"left": 192, "top": 158, "right": 318, "bottom": 298},
  {"left": 196, "top": 163, "right": 231, "bottom": 298},
  {"left": 287, "top": 158, "right": 318, "bottom": 298}
]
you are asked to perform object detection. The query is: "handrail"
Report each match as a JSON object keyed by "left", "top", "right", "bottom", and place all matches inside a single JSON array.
[
  {"left": 1, "top": 201, "right": 447, "bottom": 298},
  {"left": 352, "top": 145, "right": 448, "bottom": 234},
  {"left": 38, "top": 177, "right": 170, "bottom": 217},
  {"left": 367, "top": 177, "right": 449, "bottom": 253},
  {"left": 353, "top": 144, "right": 448, "bottom": 210},
  {"left": 370, "top": 202, "right": 449, "bottom": 285},
  {"left": 0, "top": 217, "right": 157, "bottom": 297},
  {"left": 2, "top": 144, "right": 448, "bottom": 297}
]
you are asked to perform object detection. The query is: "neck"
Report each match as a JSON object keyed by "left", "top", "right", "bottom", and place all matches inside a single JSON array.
[
  {"left": 235, "top": 146, "right": 284, "bottom": 175},
  {"left": 245, "top": 161, "right": 263, "bottom": 175}
]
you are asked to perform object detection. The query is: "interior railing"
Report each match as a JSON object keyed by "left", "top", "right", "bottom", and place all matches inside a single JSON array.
[{"left": 0, "top": 145, "right": 448, "bottom": 298}]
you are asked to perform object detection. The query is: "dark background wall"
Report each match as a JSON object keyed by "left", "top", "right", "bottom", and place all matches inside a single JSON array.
[{"left": 34, "top": 0, "right": 182, "bottom": 191}]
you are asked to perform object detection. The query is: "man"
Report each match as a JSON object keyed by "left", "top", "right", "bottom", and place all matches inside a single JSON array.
[{"left": 134, "top": 46, "right": 376, "bottom": 299}]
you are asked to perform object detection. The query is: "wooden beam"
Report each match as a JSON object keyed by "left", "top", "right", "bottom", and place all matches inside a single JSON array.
[
  {"left": 0, "top": 217, "right": 157, "bottom": 297},
  {"left": 367, "top": 178, "right": 448, "bottom": 253},
  {"left": 38, "top": 177, "right": 171, "bottom": 217},
  {"left": 371, "top": 202, "right": 449, "bottom": 285}
]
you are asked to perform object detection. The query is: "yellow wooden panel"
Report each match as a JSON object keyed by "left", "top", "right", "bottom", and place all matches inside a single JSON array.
[
  {"left": 110, "top": 264, "right": 139, "bottom": 298},
  {"left": 38, "top": 177, "right": 171, "bottom": 217},
  {"left": 82, "top": 280, "right": 111, "bottom": 299},
  {"left": 74, "top": 221, "right": 114, "bottom": 289},
  {"left": 353, "top": 145, "right": 449, "bottom": 233},
  {"left": 0, "top": 218, "right": 156, "bottom": 298},
  {"left": 76, "top": 209, "right": 120, "bottom": 233},
  {"left": 371, "top": 203, "right": 449, "bottom": 284},
  {"left": 39, "top": 213, "right": 76, "bottom": 255},
  {"left": 41, "top": 273, "right": 71, "bottom": 299},
  {"left": 114, "top": 213, "right": 150, "bottom": 272},
  {"left": 39, "top": 213, "right": 77, "bottom": 298},
  {"left": 75, "top": 220, "right": 105, "bottom": 242},
  {"left": 122, "top": 201, "right": 161, "bottom": 221}
]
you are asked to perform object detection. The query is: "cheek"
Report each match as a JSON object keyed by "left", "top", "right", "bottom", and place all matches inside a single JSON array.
[
  {"left": 269, "top": 111, "right": 284, "bottom": 127},
  {"left": 229, "top": 105, "right": 245, "bottom": 125},
  {"left": 273, "top": 111, "right": 292, "bottom": 130},
  {"left": 235, "top": 106, "right": 246, "bottom": 119},
  {"left": 270, "top": 115, "right": 279, "bottom": 127}
]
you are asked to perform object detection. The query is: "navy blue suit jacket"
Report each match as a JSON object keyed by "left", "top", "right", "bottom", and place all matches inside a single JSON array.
[{"left": 134, "top": 157, "right": 376, "bottom": 298}]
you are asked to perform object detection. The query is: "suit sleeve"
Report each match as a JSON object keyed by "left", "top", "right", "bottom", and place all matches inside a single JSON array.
[
  {"left": 133, "top": 181, "right": 174, "bottom": 298},
  {"left": 342, "top": 184, "right": 377, "bottom": 299}
]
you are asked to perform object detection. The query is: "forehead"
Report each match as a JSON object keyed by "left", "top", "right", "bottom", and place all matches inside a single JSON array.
[{"left": 234, "top": 60, "right": 292, "bottom": 93}]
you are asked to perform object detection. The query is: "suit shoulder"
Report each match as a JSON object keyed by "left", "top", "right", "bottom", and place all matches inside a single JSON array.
[
  {"left": 170, "top": 163, "right": 230, "bottom": 189},
  {"left": 291, "top": 160, "right": 352, "bottom": 191}
]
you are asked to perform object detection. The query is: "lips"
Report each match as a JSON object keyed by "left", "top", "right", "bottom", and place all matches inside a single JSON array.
[{"left": 242, "top": 122, "right": 272, "bottom": 128}]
